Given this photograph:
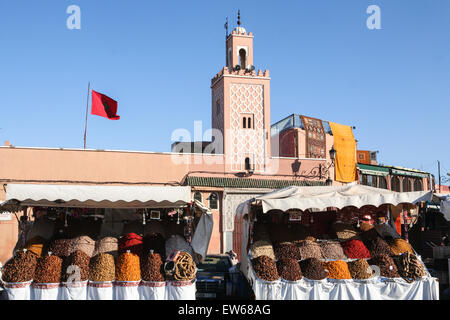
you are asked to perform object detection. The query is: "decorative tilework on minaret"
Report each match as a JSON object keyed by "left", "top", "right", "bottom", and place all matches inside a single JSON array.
[{"left": 211, "top": 12, "right": 271, "bottom": 173}]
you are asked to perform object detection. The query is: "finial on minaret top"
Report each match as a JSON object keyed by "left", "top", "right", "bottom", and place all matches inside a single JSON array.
[{"left": 237, "top": 10, "right": 241, "bottom": 26}]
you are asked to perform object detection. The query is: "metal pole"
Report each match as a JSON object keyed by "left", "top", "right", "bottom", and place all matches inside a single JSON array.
[
  {"left": 84, "top": 82, "right": 90, "bottom": 149},
  {"left": 438, "top": 160, "right": 441, "bottom": 193}
]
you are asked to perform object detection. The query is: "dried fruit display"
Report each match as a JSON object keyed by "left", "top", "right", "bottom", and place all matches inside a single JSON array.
[
  {"left": 320, "top": 241, "right": 347, "bottom": 260},
  {"left": 251, "top": 240, "right": 275, "bottom": 260},
  {"left": 93, "top": 237, "right": 118, "bottom": 257},
  {"left": 276, "top": 258, "right": 302, "bottom": 281},
  {"left": 70, "top": 236, "right": 95, "bottom": 257},
  {"left": 1, "top": 250, "right": 37, "bottom": 283},
  {"left": 174, "top": 252, "right": 196, "bottom": 281},
  {"left": 341, "top": 239, "right": 371, "bottom": 259},
  {"left": 332, "top": 222, "right": 359, "bottom": 241},
  {"left": 299, "top": 258, "right": 327, "bottom": 280},
  {"left": 323, "top": 260, "right": 352, "bottom": 279},
  {"left": 365, "top": 237, "right": 394, "bottom": 257},
  {"left": 388, "top": 239, "right": 414, "bottom": 256},
  {"left": 369, "top": 254, "right": 400, "bottom": 278},
  {"left": 297, "top": 240, "right": 323, "bottom": 260},
  {"left": 61, "top": 250, "right": 90, "bottom": 282},
  {"left": 252, "top": 255, "right": 279, "bottom": 282},
  {"left": 115, "top": 251, "right": 141, "bottom": 281},
  {"left": 34, "top": 254, "right": 63, "bottom": 283},
  {"left": 394, "top": 252, "right": 426, "bottom": 283},
  {"left": 89, "top": 253, "right": 115, "bottom": 282},
  {"left": 141, "top": 252, "right": 165, "bottom": 282},
  {"left": 47, "top": 239, "right": 72, "bottom": 258},
  {"left": 348, "top": 259, "right": 373, "bottom": 279},
  {"left": 24, "top": 236, "right": 46, "bottom": 258},
  {"left": 273, "top": 242, "right": 301, "bottom": 260}
]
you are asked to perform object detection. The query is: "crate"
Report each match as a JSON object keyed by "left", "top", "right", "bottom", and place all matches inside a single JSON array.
[{"left": 432, "top": 246, "right": 450, "bottom": 259}]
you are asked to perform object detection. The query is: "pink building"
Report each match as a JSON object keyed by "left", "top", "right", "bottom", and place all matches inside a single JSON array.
[{"left": 0, "top": 17, "right": 349, "bottom": 263}]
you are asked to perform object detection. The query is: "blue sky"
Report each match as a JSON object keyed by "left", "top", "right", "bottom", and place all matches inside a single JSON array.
[{"left": 0, "top": 0, "right": 449, "bottom": 181}]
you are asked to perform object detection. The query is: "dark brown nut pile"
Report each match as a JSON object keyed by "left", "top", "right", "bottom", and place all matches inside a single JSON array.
[
  {"left": 369, "top": 254, "right": 400, "bottom": 278},
  {"left": 296, "top": 240, "right": 323, "bottom": 260},
  {"left": 47, "top": 239, "right": 72, "bottom": 257},
  {"left": 2, "top": 250, "right": 37, "bottom": 283},
  {"left": 365, "top": 237, "right": 394, "bottom": 257},
  {"left": 143, "top": 233, "right": 166, "bottom": 258},
  {"left": 61, "top": 250, "right": 90, "bottom": 282},
  {"left": 394, "top": 252, "right": 426, "bottom": 283},
  {"left": 93, "top": 237, "right": 118, "bottom": 257},
  {"left": 276, "top": 258, "right": 302, "bottom": 281},
  {"left": 348, "top": 259, "right": 374, "bottom": 279},
  {"left": 34, "top": 254, "right": 63, "bottom": 283},
  {"left": 70, "top": 236, "right": 95, "bottom": 257},
  {"left": 252, "top": 255, "right": 279, "bottom": 282},
  {"left": 89, "top": 253, "right": 115, "bottom": 282},
  {"left": 299, "top": 258, "right": 327, "bottom": 280},
  {"left": 273, "top": 242, "right": 301, "bottom": 260},
  {"left": 141, "top": 252, "right": 165, "bottom": 282},
  {"left": 320, "top": 241, "right": 347, "bottom": 260}
]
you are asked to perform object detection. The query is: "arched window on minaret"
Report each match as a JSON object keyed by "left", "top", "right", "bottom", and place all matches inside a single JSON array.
[
  {"left": 242, "top": 117, "right": 246, "bottom": 129},
  {"left": 239, "top": 49, "right": 247, "bottom": 69},
  {"left": 247, "top": 117, "right": 252, "bottom": 129},
  {"left": 245, "top": 157, "right": 251, "bottom": 171}
]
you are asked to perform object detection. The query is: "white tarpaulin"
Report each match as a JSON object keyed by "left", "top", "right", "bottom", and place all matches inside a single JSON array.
[
  {"left": 190, "top": 200, "right": 213, "bottom": 261},
  {"left": 251, "top": 184, "right": 432, "bottom": 213},
  {"left": 439, "top": 194, "right": 450, "bottom": 221},
  {"left": 247, "top": 262, "right": 439, "bottom": 300},
  {"left": 2, "top": 184, "right": 192, "bottom": 209}
]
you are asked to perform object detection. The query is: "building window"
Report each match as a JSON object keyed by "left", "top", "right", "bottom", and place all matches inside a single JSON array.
[
  {"left": 378, "top": 176, "right": 387, "bottom": 189},
  {"left": 245, "top": 157, "right": 251, "bottom": 171},
  {"left": 391, "top": 176, "right": 401, "bottom": 192},
  {"left": 402, "top": 177, "right": 411, "bottom": 192},
  {"left": 193, "top": 191, "right": 202, "bottom": 203},
  {"left": 208, "top": 193, "right": 219, "bottom": 210},
  {"left": 414, "top": 179, "right": 423, "bottom": 191},
  {"left": 239, "top": 49, "right": 247, "bottom": 69},
  {"left": 241, "top": 114, "right": 254, "bottom": 130}
]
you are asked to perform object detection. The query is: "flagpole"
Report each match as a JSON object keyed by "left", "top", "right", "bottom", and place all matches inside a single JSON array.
[{"left": 83, "top": 82, "right": 90, "bottom": 149}]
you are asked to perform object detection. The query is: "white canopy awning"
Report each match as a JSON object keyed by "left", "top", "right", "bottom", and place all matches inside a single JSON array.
[
  {"left": 440, "top": 194, "right": 450, "bottom": 221},
  {"left": 2, "top": 183, "right": 192, "bottom": 209},
  {"left": 252, "top": 184, "right": 432, "bottom": 213}
]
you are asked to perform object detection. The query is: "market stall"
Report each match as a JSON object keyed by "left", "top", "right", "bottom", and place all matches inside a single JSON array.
[
  {"left": 236, "top": 184, "right": 439, "bottom": 300},
  {"left": 0, "top": 183, "right": 213, "bottom": 301}
]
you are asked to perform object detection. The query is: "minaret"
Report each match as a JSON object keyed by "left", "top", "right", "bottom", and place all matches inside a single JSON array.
[{"left": 211, "top": 11, "right": 271, "bottom": 173}]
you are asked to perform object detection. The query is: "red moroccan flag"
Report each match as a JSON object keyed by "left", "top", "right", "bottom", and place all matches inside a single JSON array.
[{"left": 91, "top": 90, "right": 120, "bottom": 120}]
